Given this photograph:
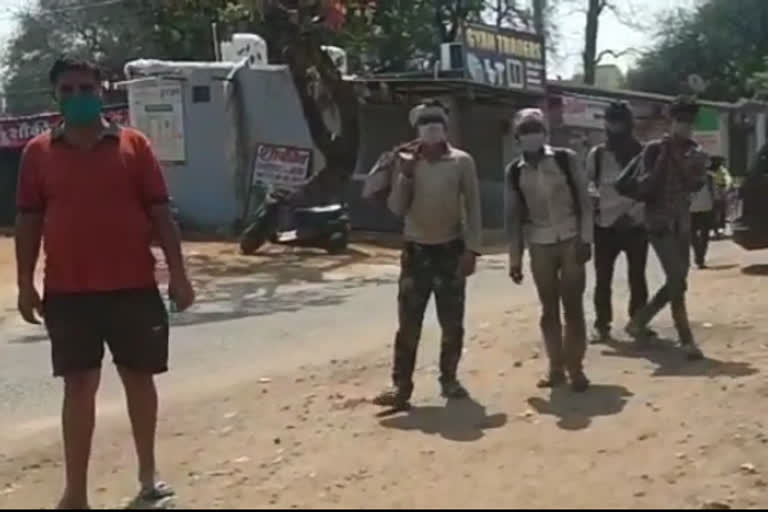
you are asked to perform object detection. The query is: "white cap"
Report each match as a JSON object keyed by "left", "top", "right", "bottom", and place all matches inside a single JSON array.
[
  {"left": 409, "top": 103, "right": 449, "bottom": 127},
  {"left": 513, "top": 108, "right": 547, "bottom": 132}
]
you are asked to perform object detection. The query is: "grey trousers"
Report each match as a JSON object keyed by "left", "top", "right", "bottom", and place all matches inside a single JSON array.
[
  {"left": 631, "top": 226, "right": 695, "bottom": 344},
  {"left": 529, "top": 237, "right": 587, "bottom": 375}
]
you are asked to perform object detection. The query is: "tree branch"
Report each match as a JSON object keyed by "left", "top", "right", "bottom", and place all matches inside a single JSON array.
[
  {"left": 603, "top": 1, "right": 651, "bottom": 31},
  {"left": 265, "top": 0, "right": 359, "bottom": 205},
  {"left": 594, "top": 47, "right": 639, "bottom": 64}
]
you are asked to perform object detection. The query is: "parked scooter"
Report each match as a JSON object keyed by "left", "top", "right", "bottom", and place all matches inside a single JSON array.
[{"left": 240, "top": 193, "right": 350, "bottom": 255}]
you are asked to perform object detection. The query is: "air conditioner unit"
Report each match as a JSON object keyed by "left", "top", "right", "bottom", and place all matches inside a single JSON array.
[
  {"left": 322, "top": 46, "right": 348, "bottom": 75},
  {"left": 440, "top": 42, "right": 464, "bottom": 72}
]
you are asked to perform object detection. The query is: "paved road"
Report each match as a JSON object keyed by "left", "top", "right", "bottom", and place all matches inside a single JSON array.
[{"left": 0, "top": 241, "right": 747, "bottom": 438}]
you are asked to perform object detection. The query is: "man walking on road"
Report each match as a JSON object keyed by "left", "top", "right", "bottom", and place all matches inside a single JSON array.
[
  {"left": 15, "top": 57, "right": 195, "bottom": 509},
  {"left": 587, "top": 102, "right": 650, "bottom": 343},
  {"left": 624, "top": 96, "right": 707, "bottom": 360},
  {"left": 373, "top": 99, "right": 482, "bottom": 410},
  {"left": 690, "top": 164, "right": 717, "bottom": 269},
  {"left": 505, "top": 109, "right": 593, "bottom": 392},
  {"left": 709, "top": 156, "right": 732, "bottom": 239}
]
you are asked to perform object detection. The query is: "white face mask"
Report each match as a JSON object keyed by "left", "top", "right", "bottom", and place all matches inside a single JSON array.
[
  {"left": 418, "top": 123, "right": 447, "bottom": 145},
  {"left": 672, "top": 121, "right": 694, "bottom": 139},
  {"left": 519, "top": 133, "right": 546, "bottom": 153}
]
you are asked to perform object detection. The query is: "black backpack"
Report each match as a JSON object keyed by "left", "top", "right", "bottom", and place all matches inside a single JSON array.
[
  {"left": 594, "top": 145, "right": 604, "bottom": 185},
  {"left": 615, "top": 142, "right": 662, "bottom": 202},
  {"left": 507, "top": 149, "right": 582, "bottom": 224}
]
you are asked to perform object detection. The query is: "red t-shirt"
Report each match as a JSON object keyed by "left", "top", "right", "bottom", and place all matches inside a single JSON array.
[{"left": 16, "top": 124, "right": 170, "bottom": 293}]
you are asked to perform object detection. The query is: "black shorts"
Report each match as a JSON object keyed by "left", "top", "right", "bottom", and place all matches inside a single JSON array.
[{"left": 43, "top": 288, "right": 169, "bottom": 377}]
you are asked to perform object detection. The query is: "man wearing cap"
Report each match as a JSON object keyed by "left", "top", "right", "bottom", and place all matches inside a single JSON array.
[
  {"left": 587, "top": 102, "right": 650, "bottom": 343},
  {"left": 373, "top": 99, "right": 482, "bottom": 410},
  {"left": 505, "top": 108, "right": 593, "bottom": 392},
  {"left": 624, "top": 96, "right": 707, "bottom": 360}
]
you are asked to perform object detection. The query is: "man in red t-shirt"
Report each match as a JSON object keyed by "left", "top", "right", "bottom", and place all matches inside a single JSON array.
[{"left": 15, "top": 56, "right": 195, "bottom": 509}]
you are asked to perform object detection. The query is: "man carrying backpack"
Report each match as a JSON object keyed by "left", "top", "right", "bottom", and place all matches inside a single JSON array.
[
  {"left": 372, "top": 99, "right": 482, "bottom": 410},
  {"left": 587, "top": 102, "right": 650, "bottom": 343},
  {"left": 505, "top": 108, "right": 593, "bottom": 392},
  {"left": 620, "top": 96, "right": 708, "bottom": 360}
]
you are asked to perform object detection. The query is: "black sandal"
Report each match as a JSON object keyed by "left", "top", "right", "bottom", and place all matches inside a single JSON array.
[
  {"left": 372, "top": 387, "right": 411, "bottom": 410},
  {"left": 129, "top": 481, "right": 176, "bottom": 509},
  {"left": 441, "top": 380, "right": 470, "bottom": 400},
  {"left": 537, "top": 371, "right": 567, "bottom": 389}
]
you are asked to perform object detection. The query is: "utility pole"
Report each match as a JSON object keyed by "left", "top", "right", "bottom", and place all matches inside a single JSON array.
[{"left": 532, "top": 0, "right": 545, "bottom": 36}]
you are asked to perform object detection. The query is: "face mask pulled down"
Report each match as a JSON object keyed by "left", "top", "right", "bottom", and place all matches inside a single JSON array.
[
  {"left": 59, "top": 95, "right": 103, "bottom": 126},
  {"left": 418, "top": 123, "right": 447, "bottom": 145},
  {"left": 519, "top": 133, "right": 546, "bottom": 153}
]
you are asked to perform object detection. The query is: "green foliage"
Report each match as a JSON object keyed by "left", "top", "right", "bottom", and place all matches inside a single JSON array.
[
  {"left": 1, "top": 0, "right": 241, "bottom": 114},
  {"left": 751, "top": 57, "right": 768, "bottom": 100},
  {"left": 330, "top": 0, "right": 449, "bottom": 73},
  {"left": 627, "top": 0, "right": 768, "bottom": 101},
  {"left": 1, "top": 0, "right": 523, "bottom": 113}
]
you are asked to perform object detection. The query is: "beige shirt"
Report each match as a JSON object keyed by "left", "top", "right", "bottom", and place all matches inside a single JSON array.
[
  {"left": 505, "top": 145, "right": 593, "bottom": 267},
  {"left": 690, "top": 176, "right": 714, "bottom": 213},
  {"left": 387, "top": 146, "right": 482, "bottom": 253},
  {"left": 586, "top": 145, "right": 644, "bottom": 227}
]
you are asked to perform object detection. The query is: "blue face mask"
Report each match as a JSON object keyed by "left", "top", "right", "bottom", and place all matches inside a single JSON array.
[{"left": 59, "top": 95, "right": 103, "bottom": 126}]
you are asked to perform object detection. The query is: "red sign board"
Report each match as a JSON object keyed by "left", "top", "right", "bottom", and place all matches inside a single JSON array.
[
  {"left": 0, "top": 106, "right": 129, "bottom": 149},
  {"left": 252, "top": 143, "right": 313, "bottom": 190}
]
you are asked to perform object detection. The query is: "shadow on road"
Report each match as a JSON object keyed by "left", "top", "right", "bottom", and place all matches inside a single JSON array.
[
  {"left": 4, "top": 246, "right": 400, "bottom": 342},
  {"left": 700, "top": 263, "right": 739, "bottom": 271},
  {"left": 742, "top": 264, "right": 768, "bottom": 276},
  {"left": 7, "top": 332, "right": 48, "bottom": 345},
  {"left": 527, "top": 384, "right": 633, "bottom": 431},
  {"left": 600, "top": 338, "right": 758, "bottom": 379},
  {"left": 169, "top": 247, "right": 398, "bottom": 328},
  {"left": 186, "top": 246, "right": 384, "bottom": 280},
  {"left": 378, "top": 397, "right": 508, "bottom": 442}
]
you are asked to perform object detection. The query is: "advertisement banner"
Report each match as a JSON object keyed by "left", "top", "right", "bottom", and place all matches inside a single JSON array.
[
  {"left": 251, "top": 143, "right": 312, "bottom": 190},
  {"left": 0, "top": 106, "right": 128, "bottom": 149},
  {"left": 693, "top": 107, "right": 723, "bottom": 156},
  {"left": 128, "top": 80, "right": 186, "bottom": 162},
  {"left": 561, "top": 96, "right": 611, "bottom": 129},
  {"left": 461, "top": 23, "right": 546, "bottom": 91}
]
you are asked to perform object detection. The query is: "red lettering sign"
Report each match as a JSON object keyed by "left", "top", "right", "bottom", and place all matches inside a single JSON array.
[
  {"left": 0, "top": 105, "right": 129, "bottom": 149},
  {"left": 252, "top": 143, "right": 313, "bottom": 190}
]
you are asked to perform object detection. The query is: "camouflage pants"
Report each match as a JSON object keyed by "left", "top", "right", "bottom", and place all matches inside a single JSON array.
[
  {"left": 632, "top": 226, "right": 695, "bottom": 345},
  {"left": 392, "top": 240, "right": 466, "bottom": 393}
]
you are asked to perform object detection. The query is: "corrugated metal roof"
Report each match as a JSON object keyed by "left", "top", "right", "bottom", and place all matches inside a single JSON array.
[
  {"left": 351, "top": 74, "right": 546, "bottom": 105},
  {"left": 548, "top": 81, "right": 737, "bottom": 110}
]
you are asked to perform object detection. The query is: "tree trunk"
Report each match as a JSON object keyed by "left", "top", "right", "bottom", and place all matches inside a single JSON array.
[
  {"left": 240, "top": 0, "right": 360, "bottom": 251},
  {"left": 583, "top": 0, "right": 601, "bottom": 85}
]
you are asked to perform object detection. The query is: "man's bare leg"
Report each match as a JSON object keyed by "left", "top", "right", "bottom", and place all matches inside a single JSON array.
[
  {"left": 58, "top": 369, "right": 101, "bottom": 509},
  {"left": 118, "top": 367, "right": 159, "bottom": 489}
]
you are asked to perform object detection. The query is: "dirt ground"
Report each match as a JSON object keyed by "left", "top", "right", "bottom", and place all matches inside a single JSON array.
[
  {"left": 0, "top": 236, "right": 402, "bottom": 309},
  {"left": 0, "top": 235, "right": 17, "bottom": 305},
  {"left": 2, "top": 237, "right": 768, "bottom": 509}
]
